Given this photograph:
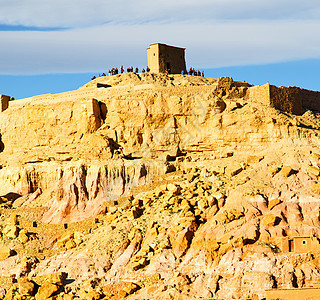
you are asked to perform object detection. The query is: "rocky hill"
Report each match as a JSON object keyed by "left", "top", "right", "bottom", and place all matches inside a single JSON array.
[{"left": 0, "top": 73, "right": 320, "bottom": 299}]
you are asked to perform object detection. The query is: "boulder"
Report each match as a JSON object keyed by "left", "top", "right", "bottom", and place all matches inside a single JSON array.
[
  {"left": 268, "top": 198, "right": 281, "bottom": 210},
  {"left": 311, "top": 183, "right": 320, "bottom": 194},
  {"left": 3, "top": 225, "right": 19, "bottom": 239},
  {"left": 226, "top": 166, "right": 243, "bottom": 177},
  {"left": 308, "top": 166, "right": 320, "bottom": 176},
  {"left": 18, "top": 277, "right": 35, "bottom": 296},
  {"left": 33, "top": 272, "right": 67, "bottom": 286},
  {"left": 9, "top": 213, "right": 18, "bottom": 225},
  {"left": 18, "top": 229, "right": 29, "bottom": 244},
  {"left": 279, "top": 166, "right": 294, "bottom": 177},
  {"left": 262, "top": 214, "right": 278, "bottom": 226},
  {"left": 0, "top": 246, "right": 12, "bottom": 260},
  {"left": 65, "top": 239, "right": 76, "bottom": 250},
  {"left": 57, "top": 232, "right": 74, "bottom": 247},
  {"left": 35, "top": 282, "right": 60, "bottom": 300},
  {"left": 172, "top": 223, "right": 197, "bottom": 258}
]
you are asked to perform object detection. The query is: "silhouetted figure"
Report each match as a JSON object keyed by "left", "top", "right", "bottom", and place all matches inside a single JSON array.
[
  {"left": 135, "top": 67, "right": 139, "bottom": 73},
  {"left": 147, "top": 67, "right": 150, "bottom": 72},
  {"left": 142, "top": 68, "right": 145, "bottom": 73},
  {"left": 91, "top": 76, "right": 96, "bottom": 80}
]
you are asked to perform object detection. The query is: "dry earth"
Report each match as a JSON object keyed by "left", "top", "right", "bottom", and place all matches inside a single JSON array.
[{"left": 0, "top": 73, "right": 320, "bottom": 299}]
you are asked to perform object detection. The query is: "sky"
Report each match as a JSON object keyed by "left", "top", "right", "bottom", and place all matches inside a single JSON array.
[{"left": 0, "top": 0, "right": 320, "bottom": 99}]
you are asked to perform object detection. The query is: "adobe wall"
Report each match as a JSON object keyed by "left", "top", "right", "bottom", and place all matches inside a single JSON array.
[
  {"left": 147, "top": 43, "right": 186, "bottom": 74},
  {"left": 0, "top": 95, "right": 10, "bottom": 112},
  {"left": 280, "top": 236, "right": 319, "bottom": 253},
  {"left": 269, "top": 85, "right": 303, "bottom": 115},
  {"left": 299, "top": 88, "right": 320, "bottom": 112},
  {"left": 159, "top": 44, "right": 186, "bottom": 74},
  {"left": 265, "top": 287, "right": 320, "bottom": 300},
  {"left": 246, "top": 84, "right": 270, "bottom": 106},
  {"left": 147, "top": 45, "right": 160, "bottom": 73},
  {"left": 247, "top": 84, "right": 305, "bottom": 115}
]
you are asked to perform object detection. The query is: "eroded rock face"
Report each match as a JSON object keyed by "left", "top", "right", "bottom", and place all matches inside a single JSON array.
[{"left": 0, "top": 73, "right": 320, "bottom": 299}]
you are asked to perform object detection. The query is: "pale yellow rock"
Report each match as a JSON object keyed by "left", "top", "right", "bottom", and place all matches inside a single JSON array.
[
  {"left": 312, "top": 152, "right": 320, "bottom": 160},
  {"left": 131, "top": 257, "right": 148, "bottom": 271},
  {"left": 187, "top": 174, "right": 197, "bottom": 183},
  {"left": 226, "top": 166, "right": 243, "bottom": 177},
  {"left": 65, "top": 239, "right": 76, "bottom": 250},
  {"left": 57, "top": 232, "right": 74, "bottom": 247},
  {"left": 35, "top": 282, "right": 59, "bottom": 300},
  {"left": 311, "top": 184, "right": 320, "bottom": 194},
  {"left": 131, "top": 198, "right": 142, "bottom": 207},
  {"left": 0, "top": 245, "right": 12, "bottom": 260},
  {"left": 18, "top": 231, "right": 29, "bottom": 244},
  {"left": 262, "top": 214, "right": 278, "bottom": 226},
  {"left": 82, "top": 290, "right": 102, "bottom": 300},
  {"left": 73, "top": 231, "right": 83, "bottom": 245},
  {"left": 197, "top": 198, "right": 208, "bottom": 210},
  {"left": 268, "top": 198, "right": 281, "bottom": 210},
  {"left": 219, "top": 233, "right": 233, "bottom": 244},
  {"left": 279, "top": 166, "right": 294, "bottom": 177},
  {"left": 246, "top": 155, "right": 264, "bottom": 164},
  {"left": 231, "top": 236, "right": 244, "bottom": 248},
  {"left": 18, "top": 278, "right": 35, "bottom": 296},
  {"left": 109, "top": 206, "right": 118, "bottom": 214},
  {"left": 227, "top": 209, "right": 243, "bottom": 221},
  {"left": 3, "top": 225, "right": 19, "bottom": 239},
  {"left": 308, "top": 165, "right": 320, "bottom": 176},
  {"left": 268, "top": 166, "right": 280, "bottom": 176},
  {"left": 9, "top": 213, "right": 18, "bottom": 225}
]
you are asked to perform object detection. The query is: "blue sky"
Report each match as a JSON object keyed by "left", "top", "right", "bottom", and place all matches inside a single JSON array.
[{"left": 0, "top": 0, "right": 320, "bottom": 99}]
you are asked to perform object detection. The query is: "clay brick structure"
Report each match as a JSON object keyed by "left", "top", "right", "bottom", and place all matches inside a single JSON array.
[
  {"left": 279, "top": 236, "right": 320, "bottom": 253},
  {"left": 0, "top": 95, "right": 10, "bottom": 112},
  {"left": 246, "top": 83, "right": 303, "bottom": 115},
  {"left": 246, "top": 83, "right": 320, "bottom": 115},
  {"left": 147, "top": 43, "right": 186, "bottom": 74}
]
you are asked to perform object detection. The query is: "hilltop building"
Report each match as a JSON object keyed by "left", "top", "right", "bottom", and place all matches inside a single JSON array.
[{"left": 147, "top": 43, "right": 186, "bottom": 74}]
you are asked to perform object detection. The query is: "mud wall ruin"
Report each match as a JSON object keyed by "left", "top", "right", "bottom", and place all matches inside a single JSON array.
[
  {"left": 246, "top": 83, "right": 320, "bottom": 115},
  {"left": 280, "top": 236, "right": 319, "bottom": 253}
]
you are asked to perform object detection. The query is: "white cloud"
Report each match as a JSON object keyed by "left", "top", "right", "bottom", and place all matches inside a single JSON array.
[
  {"left": 0, "top": 1, "right": 320, "bottom": 74},
  {"left": 0, "top": 19, "right": 320, "bottom": 75},
  {"left": 0, "top": 0, "right": 320, "bottom": 28}
]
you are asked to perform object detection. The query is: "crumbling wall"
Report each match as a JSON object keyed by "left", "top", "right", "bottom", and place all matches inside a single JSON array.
[
  {"left": 247, "top": 83, "right": 320, "bottom": 115},
  {"left": 246, "top": 84, "right": 270, "bottom": 106},
  {"left": 299, "top": 88, "right": 320, "bottom": 112},
  {"left": 269, "top": 85, "right": 303, "bottom": 115},
  {"left": 246, "top": 84, "right": 303, "bottom": 115}
]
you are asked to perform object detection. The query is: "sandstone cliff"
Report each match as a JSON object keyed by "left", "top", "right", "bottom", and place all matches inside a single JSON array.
[{"left": 0, "top": 73, "right": 320, "bottom": 299}]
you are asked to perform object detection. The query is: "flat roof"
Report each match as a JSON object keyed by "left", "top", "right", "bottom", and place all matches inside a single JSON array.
[{"left": 148, "top": 43, "right": 185, "bottom": 50}]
